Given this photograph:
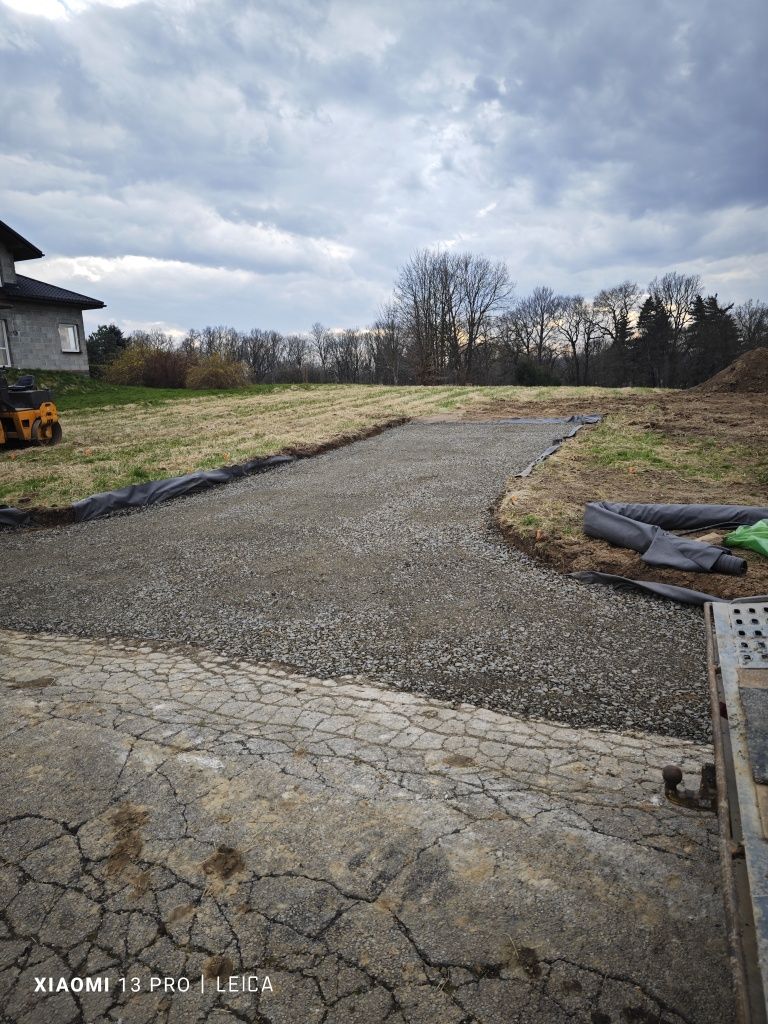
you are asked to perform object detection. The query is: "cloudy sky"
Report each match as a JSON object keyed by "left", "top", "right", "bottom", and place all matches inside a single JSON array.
[{"left": 1, "top": 0, "right": 766, "bottom": 337}]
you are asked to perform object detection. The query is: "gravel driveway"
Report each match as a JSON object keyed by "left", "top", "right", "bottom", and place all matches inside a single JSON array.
[{"left": 0, "top": 421, "right": 708, "bottom": 739}]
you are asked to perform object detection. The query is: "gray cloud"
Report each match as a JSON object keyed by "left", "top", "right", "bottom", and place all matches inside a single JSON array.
[{"left": 0, "top": 0, "right": 765, "bottom": 335}]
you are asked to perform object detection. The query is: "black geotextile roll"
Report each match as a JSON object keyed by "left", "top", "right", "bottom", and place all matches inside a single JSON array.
[{"left": 583, "top": 501, "right": 768, "bottom": 575}]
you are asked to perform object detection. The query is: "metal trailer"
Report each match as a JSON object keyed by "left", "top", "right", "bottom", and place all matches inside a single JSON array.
[{"left": 706, "top": 599, "right": 768, "bottom": 1023}]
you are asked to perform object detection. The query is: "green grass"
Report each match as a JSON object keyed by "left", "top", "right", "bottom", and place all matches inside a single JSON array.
[
  {"left": 5, "top": 368, "right": 300, "bottom": 412},
  {"left": 520, "top": 513, "right": 542, "bottom": 527},
  {"left": 584, "top": 427, "right": 674, "bottom": 470},
  {"left": 581, "top": 421, "right": 767, "bottom": 483}
]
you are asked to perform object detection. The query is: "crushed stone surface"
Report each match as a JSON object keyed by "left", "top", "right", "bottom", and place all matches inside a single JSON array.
[{"left": 0, "top": 422, "right": 709, "bottom": 740}]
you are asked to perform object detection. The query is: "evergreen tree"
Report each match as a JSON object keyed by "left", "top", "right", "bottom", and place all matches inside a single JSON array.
[
  {"left": 86, "top": 324, "right": 127, "bottom": 374},
  {"left": 601, "top": 309, "right": 634, "bottom": 385},
  {"left": 684, "top": 295, "right": 739, "bottom": 385},
  {"left": 633, "top": 297, "right": 671, "bottom": 387}
]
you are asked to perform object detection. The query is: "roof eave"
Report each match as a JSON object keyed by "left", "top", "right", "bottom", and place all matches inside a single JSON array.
[
  {"left": 0, "top": 219, "right": 44, "bottom": 261},
  {"left": 0, "top": 292, "right": 106, "bottom": 311}
]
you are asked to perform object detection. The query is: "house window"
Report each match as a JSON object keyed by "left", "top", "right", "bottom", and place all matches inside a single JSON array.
[
  {"left": 0, "top": 320, "right": 11, "bottom": 366},
  {"left": 59, "top": 323, "right": 80, "bottom": 353}
]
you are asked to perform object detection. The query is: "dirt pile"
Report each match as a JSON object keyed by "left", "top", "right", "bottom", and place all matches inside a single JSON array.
[{"left": 692, "top": 347, "right": 768, "bottom": 394}]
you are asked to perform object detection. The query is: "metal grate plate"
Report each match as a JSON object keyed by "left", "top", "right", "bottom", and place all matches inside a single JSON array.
[
  {"left": 729, "top": 602, "right": 768, "bottom": 668},
  {"left": 711, "top": 600, "right": 768, "bottom": 1022}
]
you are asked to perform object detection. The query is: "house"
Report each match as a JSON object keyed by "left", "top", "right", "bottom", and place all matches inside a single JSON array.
[{"left": 0, "top": 219, "right": 105, "bottom": 373}]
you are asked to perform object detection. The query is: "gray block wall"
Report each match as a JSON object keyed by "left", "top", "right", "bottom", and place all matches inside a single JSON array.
[
  {"left": 0, "top": 245, "right": 16, "bottom": 284},
  {"left": 1, "top": 302, "right": 90, "bottom": 373}
]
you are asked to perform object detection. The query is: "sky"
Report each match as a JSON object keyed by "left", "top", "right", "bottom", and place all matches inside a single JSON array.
[{"left": 1, "top": 0, "right": 766, "bottom": 338}]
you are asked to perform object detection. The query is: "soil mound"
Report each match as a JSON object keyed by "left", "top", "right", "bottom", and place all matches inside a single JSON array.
[{"left": 692, "top": 347, "right": 768, "bottom": 393}]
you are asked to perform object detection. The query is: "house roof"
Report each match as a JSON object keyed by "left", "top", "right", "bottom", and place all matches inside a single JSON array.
[
  {"left": 0, "top": 220, "right": 44, "bottom": 261},
  {"left": 0, "top": 273, "right": 105, "bottom": 310}
]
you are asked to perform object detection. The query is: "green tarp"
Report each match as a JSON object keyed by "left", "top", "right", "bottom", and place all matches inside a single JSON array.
[{"left": 726, "top": 519, "right": 768, "bottom": 558}]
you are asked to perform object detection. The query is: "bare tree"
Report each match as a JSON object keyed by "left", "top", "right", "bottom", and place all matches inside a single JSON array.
[
  {"left": 394, "top": 248, "right": 513, "bottom": 383},
  {"left": 592, "top": 281, "right": 641, "bottom": 343},
  {"left": 512, "top": 286, "right": 565, "bottom": 366},
  {"left": 472, "top": 319, "right": 499, "bottom": 383},
  {"left": 242, "top": 328, "right": 284, "bottom": 382},
  {"left": 198, "top": 325, "right": 240, "bottom": 358},
  {"left": 371, "top": 302, "right": 407, "bottom": 384},
  {"left": 333, "top": 328, "right": 363, "bottom": 383},
  {"left": 438, "top": 252, "right": 462, "bottom": 380},
  {"left": 495, "top": 307, "right": 523, "bottom": 371},
  {"left": 557, "top": 296, "right": 602, "bottom": 386},
  {"left": 648, "top": 271, "right": 701, "bottom": 384},
  {"left": 128, "top": 328, "right": 176, "bottom": 351},
  {"left": 179, "top": 328, "right": 200, "bottom": 356},
  {"left": 733, "top": 299, "right": 768, "bottom": 352},
  {"left": 395, "top": 250, "right": 456, "bottom": 383},
  {"left": 502, "top": 304, "right": 535, "bottom": 363},
  {"left": 310, "top": 322, "right": 333, "bottom": 381},
  {"left": 455, "top": 253, "right": 513, "bottom": 382},
  {"left": 286, "top": 334, "right": 309, "bottom": 381}
]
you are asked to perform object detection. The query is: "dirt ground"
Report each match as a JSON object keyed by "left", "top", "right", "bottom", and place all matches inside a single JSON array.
[
  {"left": 692, "top": 345, "right": 768, "bottom": 394},
  {"left": 492, "top": 390, "right": 768, "bottom": 600}
]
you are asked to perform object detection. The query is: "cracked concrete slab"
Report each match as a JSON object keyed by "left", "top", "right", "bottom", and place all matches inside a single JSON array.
[{"left": 0, "top": 629, "right": 733, "bottom": 1023}]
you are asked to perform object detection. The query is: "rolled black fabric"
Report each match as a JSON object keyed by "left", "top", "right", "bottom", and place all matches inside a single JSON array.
[{"left": 583, "top": 502, "right": 768, "bottom": 575}]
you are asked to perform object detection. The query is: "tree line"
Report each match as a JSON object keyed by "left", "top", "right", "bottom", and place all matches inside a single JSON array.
[{"left": 88, "top": 249, "right": 768, "bottom": 388}]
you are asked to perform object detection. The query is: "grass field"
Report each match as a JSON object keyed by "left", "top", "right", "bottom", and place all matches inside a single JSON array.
[
  {"left": 0, "top": 376, "right": 623, "bottom": 508},
  {"left": 5, "top": 368, "right": 300, "bottom": 411}
]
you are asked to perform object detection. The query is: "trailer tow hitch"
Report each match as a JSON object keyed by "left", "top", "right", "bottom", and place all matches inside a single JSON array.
[{"left": 662, "top": 763, "right": 718, "bottom": 812}]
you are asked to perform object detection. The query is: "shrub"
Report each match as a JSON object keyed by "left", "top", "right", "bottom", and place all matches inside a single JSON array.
[
  {"left": 185, "top": 353, "right": 248, "bottom": 389},
  {"left": 142, "top": 349, "right": 190, "bottom": 388},
  {"left": 86, "top": 324, "right": 127, "bottom": 377},
  {"left": 103, "top": 346, "right": 149, "bottom": 386},
  {"left": 103, "top": 336, "right": 191, "bottom": 388},
  {"left": 514, "top": 358, "right": 561, "bottom": 386}
]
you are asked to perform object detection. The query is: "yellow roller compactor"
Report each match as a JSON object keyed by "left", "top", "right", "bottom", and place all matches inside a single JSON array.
[{"left": 0, "top": 368, "right": 62, "bottom": 446}]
